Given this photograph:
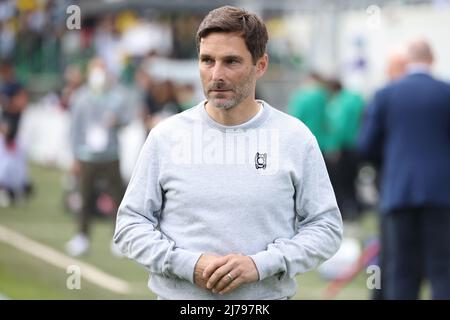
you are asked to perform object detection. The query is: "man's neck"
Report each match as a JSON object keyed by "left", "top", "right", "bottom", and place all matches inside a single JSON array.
[
  {"left": 205, "top": 99, "right": 261, "bottom": 126},
  {"left": 407, "top": 62, "right": 431, "bottom": 75}
]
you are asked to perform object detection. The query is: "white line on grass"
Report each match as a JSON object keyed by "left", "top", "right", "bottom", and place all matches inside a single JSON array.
[
  {"left": 0, "top": 224, "right": 131, "bottom": 295},
  {"left": 0, "top": 293, "right": 9, "bottom": 300}
]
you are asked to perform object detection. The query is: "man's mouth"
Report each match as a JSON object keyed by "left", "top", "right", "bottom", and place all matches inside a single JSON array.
[{"left": 210, "top": 89, "right": 231, "bottom": 92}]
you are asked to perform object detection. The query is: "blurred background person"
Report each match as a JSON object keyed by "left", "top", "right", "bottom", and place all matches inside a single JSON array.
[
  {"left": 358, "top": 39, "right": 450, "bottom": 299},
  {"left": 60, "top": 64, "right": 84, "bottom": 111},
  {"left": 286, "top": 72, "right": 328, "bottom": 151},
  {"left": 368, "top": 46, "right": 409, "bottom": 300},
  {"left": 0, "top": 59, "right": 17, "bottom": 89},
  {"left": 323, "top": 78, "right": 365, "bottom": 224},
  {"left": 66, "top": 57, "right": 130, "bottom": 257},
  {"left": 0, "top": 78, "right": 31, "bottom": 206},
  {"left": 314, "top": 77, "right": 365, "bottom": 285},
  {"left": 174, "top": 82, "right": 196, "bottom": 112},
  {"left": 132, "top": 61, "right": 158, "bottom": 134},
  {"left": 143, "top": 79, "right": 180, "bottom": 131},
  {"left": 134, "top": 57, "right": 183, "bottom": 133},
  {"left": 386, "top": 47, "right": 409, "bottom": 82}
]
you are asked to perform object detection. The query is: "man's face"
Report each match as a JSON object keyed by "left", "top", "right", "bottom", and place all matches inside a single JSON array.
[{"left": 199, "top": 32, "right": 258, "bottom": 110}]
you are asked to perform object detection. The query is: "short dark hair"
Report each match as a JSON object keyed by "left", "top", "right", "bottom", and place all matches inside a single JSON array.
[{"left": 196, "top": 6, "right": 268, "bottom": 65}]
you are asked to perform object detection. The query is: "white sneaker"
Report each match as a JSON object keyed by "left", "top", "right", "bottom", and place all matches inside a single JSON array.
[
  {"left": 66, "top": 234, "right": 90, "bottom": 257},
  {"left": 110, "top": 240, "right": 124, "bottom": 258}
]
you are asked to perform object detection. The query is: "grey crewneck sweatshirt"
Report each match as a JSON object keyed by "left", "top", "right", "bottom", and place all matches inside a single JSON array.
[{"left": 114, "top": 100, "right": 342, "bottom": 300}]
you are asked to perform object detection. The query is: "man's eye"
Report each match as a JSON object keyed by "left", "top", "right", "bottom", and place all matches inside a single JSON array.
[
  {"left": 226, "top": 59, "right": 239, "bottom": 65},
  {"left": 202, "top": 58, "right": 213, "bottom": 64}
]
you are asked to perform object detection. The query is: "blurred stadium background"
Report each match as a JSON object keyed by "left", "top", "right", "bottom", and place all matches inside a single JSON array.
[{"left": 1, "top": 0, "right": 449, "bottom": 299}]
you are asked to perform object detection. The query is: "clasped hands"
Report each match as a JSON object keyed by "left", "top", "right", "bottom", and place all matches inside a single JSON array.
[{"left": 194, "top": 253, "right": 259, "bottom": 295}]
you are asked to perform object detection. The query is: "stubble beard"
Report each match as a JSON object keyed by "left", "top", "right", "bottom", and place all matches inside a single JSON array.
[{"left": 205, "top": 71, "right": 255, "bottom": 110}]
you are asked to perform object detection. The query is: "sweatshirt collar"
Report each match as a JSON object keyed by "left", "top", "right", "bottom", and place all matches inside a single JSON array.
[{"left": 198, "top": 100, "right": 271, "bottom": 132}]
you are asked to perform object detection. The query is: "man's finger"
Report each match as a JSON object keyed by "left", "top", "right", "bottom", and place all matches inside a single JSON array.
[
  {"left": 202, "top": 256, "right": 228, "bottom": 279},
  {"left": 219, "top": 276, "right": 243, "bottom": 295},
  {"left": 207, "top": 264, "right": 232, "bottom": 289},
  {"left": 212, "top": 269, "right": 240, "bottom": 293}
]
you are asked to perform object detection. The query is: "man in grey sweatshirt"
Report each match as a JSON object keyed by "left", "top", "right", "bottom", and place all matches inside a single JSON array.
[{"left": 114, "top": 6, "right": 342, "bottom": 300}]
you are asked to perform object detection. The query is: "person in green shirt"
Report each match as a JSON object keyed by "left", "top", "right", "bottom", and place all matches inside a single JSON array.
[
  {"left": 324, "top": 80, "right": 365, "bottom": 153},
  {"left": 323, "top": 79, "right": 365, "bottom": 222},
  {"left": 287, "top": 72, "right": 328, "bottom": 151}
]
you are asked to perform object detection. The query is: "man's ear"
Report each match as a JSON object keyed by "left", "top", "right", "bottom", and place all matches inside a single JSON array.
[{"left": 256, "top": 54, "right": 268, "bottom": 78}]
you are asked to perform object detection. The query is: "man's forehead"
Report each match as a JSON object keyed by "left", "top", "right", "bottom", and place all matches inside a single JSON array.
[
  {"left": 199, "top": 32, "right": 250, "bottom": 58},
  {"left": 200, "top": 31, "right": 243, "bottom": 42}
]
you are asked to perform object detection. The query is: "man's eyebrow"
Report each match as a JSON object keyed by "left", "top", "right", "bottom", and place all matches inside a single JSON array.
[
  {"left": 199, "top": 54, "right": 244, "bottom": 62},
  {"left": 199, "top": 54, "right": 212, "bottom": 60},
  {"left": 223, "top": 55, "right": 243, "bottom": 61}
]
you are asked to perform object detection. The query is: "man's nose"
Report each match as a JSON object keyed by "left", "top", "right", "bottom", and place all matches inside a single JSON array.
[{"left": 211, "top": 63, "right": 225, "bottom": 81}]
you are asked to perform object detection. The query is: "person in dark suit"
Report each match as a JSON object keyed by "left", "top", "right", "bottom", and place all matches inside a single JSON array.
[
  {"left": 369, "top": 47, "right": 408, "bottom": 301},
  {"left": 358, "top": 39, "right": 450, "bottom": 299}
]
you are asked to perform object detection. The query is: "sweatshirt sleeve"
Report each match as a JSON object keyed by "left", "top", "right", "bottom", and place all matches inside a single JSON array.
[
  {"left": 250, "top": 136, "right": 343, "bottom": 281},
  {"left": 113, "top": 130, "right": 201, "bottom": 283}
]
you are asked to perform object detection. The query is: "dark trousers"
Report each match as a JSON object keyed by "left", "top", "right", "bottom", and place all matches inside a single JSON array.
[
  {"left": 384, "top": 206, "right": 450, "bottom": 299},
  {"left": 325, "top": 149, "right": 361, "bottom": 221},
  {"left": 78, "top": 160, "right": 124, "bottom": 236}
]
